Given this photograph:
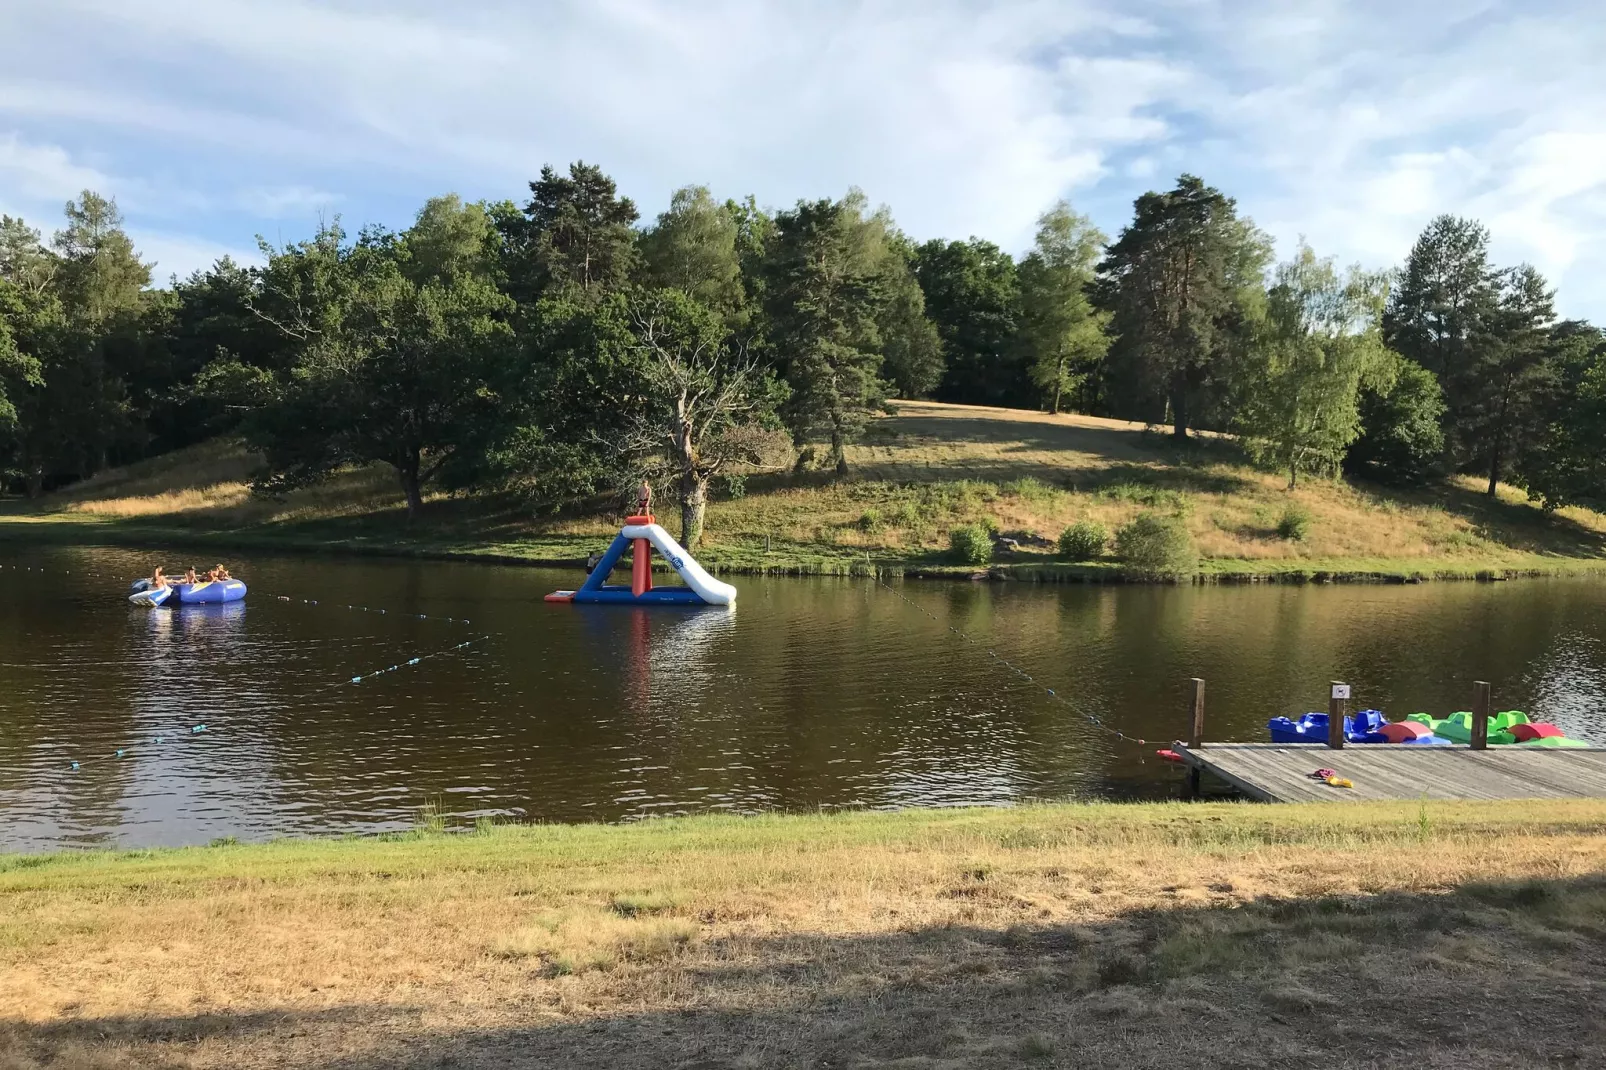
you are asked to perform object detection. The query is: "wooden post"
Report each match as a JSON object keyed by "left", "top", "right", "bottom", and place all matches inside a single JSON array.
[
  {"left": 1189, "top": 678, "right": 1206, "bottom": 749},
  {"left": 1186, "top": 678, "right": 1205, "bottom": 797},
  {"left": 1472, "top": 681, "right": 1492, "bottom": 750},
  {"left": 1328, "top": 681, "right": 1349, "bottom": 750}
]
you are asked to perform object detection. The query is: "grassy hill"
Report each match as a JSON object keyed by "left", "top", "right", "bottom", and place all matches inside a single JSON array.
[
  {"left": 4, "top": 800, "right": 1606, "bottom": 1067},
  {"left": 4, "top": 400, "right": 1606, "bottom": 581}
]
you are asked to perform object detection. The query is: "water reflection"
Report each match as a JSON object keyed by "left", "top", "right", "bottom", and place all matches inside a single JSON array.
[{"left": 3, "top": 545, "right": 1606, "bottom": 850}]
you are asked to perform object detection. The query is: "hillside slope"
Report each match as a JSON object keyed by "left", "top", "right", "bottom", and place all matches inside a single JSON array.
[{"left": 3, "top": 400, "right": 1605, "bottom": 580}]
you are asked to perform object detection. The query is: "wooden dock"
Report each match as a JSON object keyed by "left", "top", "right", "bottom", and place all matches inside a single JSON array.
[{"left": 1174, "top": 742, "right": 1606, "bottom": 802}]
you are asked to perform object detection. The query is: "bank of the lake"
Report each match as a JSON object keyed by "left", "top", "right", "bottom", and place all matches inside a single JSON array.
[
  {"left": 5, "top": 400, "right": 1605, "bottom": 586},
  {"left": 5, "top": 800, "right": 1606, "bottom": 1069}
]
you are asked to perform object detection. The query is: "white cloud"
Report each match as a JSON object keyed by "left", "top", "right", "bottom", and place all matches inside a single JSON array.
[
  {"left": 1, "top": 0, "right": 1604, "bottom": 315},
  {"left": 0, "top": 0, "right": 1183, "bottom": 249},
  {"left": 131, "top": 230, "right": 262, "bottom": 285},
  {"left": 0, "top": 133, "right": 114, "bottom": 209},
  {"left": 235, "top": 185, "right": 342, "bottom": 219}
]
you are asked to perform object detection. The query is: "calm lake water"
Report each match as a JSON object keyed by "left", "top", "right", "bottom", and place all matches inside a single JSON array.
[{"left": 3, "top": 543, "right": 1606, "bottom": 851}]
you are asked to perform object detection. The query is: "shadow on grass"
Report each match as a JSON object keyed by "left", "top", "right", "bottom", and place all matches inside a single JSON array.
[
  {"left": 7, "top": 872, "right": 1604, "bottom": 1069},
  {"left": 1071, "top": 461, "right": 1258, "bottom": 499},
  {"left": 1373, "top": 478, "right": 1606, "bottom": 559}
]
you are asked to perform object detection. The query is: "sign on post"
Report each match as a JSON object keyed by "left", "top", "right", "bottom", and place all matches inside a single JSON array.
[{"left": 1328, "top": 681, "right": 1348, "bottom": 749}]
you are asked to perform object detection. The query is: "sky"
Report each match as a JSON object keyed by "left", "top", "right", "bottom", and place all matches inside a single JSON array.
[{"left": 2, "top": 0, "right": 1605, "bottom": 317}]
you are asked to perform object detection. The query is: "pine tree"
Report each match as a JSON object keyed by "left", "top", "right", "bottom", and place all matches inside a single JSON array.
[
  {"left": 1466, "top": 264, "right": 1557, "bottom": 495},
  {"left": 504, "top": 162, "right": 639, "bottom": 303},
  {"left": 765, "top": 194, "right": 889, "bottom": 474},
  {"left": 1094, "top": 175, "right": 1270, "bottom": 438},
  {"left": 1383, "top": 215, "right": 1498, "bottom": 467}
]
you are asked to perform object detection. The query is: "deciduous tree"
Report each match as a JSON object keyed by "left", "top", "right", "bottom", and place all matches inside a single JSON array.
[
  {"left": 1514, "top": 322, "right": 1606, "bottom": 511},
  {"left": 1017, "top": 201, "right": 1108, "bottom": 414},
  {"left": 1235, "top": 244, "right": 1394, "bottom": 487},
  {"left": 205, "top": 209, "right": 516, "bottom": 518},
  {"left": 638, "top": 186, "right": 744, "bottom": 314},
  {"left": 615, "top": 290, "right": 786, "bottom": 547},
  {"left": 0, "top": 280, "right": 44, "bottom": 436},
  {"left": 1345, "top": 360, "right": 1446, "bottom": 486}
]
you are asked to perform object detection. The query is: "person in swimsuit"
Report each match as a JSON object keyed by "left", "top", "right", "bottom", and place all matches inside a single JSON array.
[
  {"left": 183, "top": 568, "right": 198, "bottom": 586},
  {"left": 214, "top": 564, "right": 232, "bottom": 580},
  {"left": 149, "top": 566, "right": 169, "bottom": 590}
]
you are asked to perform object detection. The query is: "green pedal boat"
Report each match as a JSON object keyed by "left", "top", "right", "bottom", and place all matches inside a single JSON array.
[{"left": 1404, "top": 711, "right": 1590, "bottom": 747}]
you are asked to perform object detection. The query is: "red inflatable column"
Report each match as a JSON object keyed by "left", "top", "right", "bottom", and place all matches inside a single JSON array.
[
  {"left": 626, "top": 512, "right": 654, "bottom": 598},
  {"left": 632, "top": 538, "right": 652, "bottom": 597}
]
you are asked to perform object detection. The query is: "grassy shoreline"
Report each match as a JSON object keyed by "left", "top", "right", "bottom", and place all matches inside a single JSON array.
[
  {"left": 6, "top": 800, "right": 1606, "bottom": 1068},
  {"left": 5, "top": 400, "right": 1605, "bottom": 586},
  {"left": 5, "top": 509, "right": 1605, "bottom": 587}
]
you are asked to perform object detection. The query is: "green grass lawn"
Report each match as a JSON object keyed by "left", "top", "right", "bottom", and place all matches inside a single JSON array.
[
  {"left": 5, "top": 400, "right": 1606, "bottom": 583},
  {"left": 4, "top": 800, "right": 1606, "bottom": 1067}
]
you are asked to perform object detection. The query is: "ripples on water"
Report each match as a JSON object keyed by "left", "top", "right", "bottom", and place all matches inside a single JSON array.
[{"left": 3, "top": 545, "right": 1606, "bottom": 850}]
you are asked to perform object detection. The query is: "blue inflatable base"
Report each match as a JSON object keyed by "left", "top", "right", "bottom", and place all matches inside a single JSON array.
[{"left": 569, "top": 585, "right": 709, "bottom": 605}]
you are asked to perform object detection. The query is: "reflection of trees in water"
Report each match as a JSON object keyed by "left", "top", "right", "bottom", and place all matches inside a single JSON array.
[{"left": 18, "top": 544, "right": 1606, "bottom": 846}]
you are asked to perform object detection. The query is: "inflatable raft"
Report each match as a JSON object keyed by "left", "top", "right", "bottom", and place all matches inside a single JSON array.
[{"left": 129, "top": 578, "right": 247, "bottom": 607}]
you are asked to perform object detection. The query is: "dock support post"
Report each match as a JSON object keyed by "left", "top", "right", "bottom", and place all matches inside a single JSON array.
[
  {"left": 1187, "top": 678, "right": 1205, "bottom": 797},
  {"left": 1189, "top": 678, "right": 1206, "bottom": 749},
  {"left": 1472, "top": 681, "right": 1492, "bottom": 750},
  {"left": 1328, "top": 682, "right": 1347, "bottom": 750}
]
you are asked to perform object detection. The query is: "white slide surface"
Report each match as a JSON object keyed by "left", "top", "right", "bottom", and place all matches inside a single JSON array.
[{"left": 621, "top": 524, "right": 738, "bottom": 605}]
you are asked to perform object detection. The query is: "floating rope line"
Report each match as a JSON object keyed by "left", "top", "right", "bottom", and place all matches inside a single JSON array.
[
  {"left": 273, "top": 594, "right": 470, "bottom": 628},
  {"left": 60, "top": 724, "right": 211, "bottom": 772},
  {"left": 55, "top": 635, "right": 489, "bottom": 771},
  {"left": 0, "top": 563, "right": 491, "bottom": 772},
  {"left": 871, "top": 574, "right": 1149, "bottom": 749},
  {"left": 320, "top": 634, "right": 489, "bottom": 690}
]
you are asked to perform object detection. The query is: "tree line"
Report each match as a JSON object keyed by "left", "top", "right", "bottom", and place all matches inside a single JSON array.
[{"left": 3, "top": 167, "right": 1604, "bottom": 546}]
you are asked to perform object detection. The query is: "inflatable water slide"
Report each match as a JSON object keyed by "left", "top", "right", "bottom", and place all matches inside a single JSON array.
[{"left": 546, "top": 515, "right": 735, "bottom": 607}]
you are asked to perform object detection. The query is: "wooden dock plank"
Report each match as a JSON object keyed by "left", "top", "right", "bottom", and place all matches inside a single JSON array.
[{"left": 1175, "top": 743, "right": 1606, "bottom": 803}]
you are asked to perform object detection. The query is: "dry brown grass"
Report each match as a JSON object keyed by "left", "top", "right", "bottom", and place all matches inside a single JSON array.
[
  {"left": 37, "top": 440, "right": 426, "bottom": 526},
  {"left": 8, "top": 402, "right": 1606, "bottom": 577},
  {"left": 820, "top": 402, "right": 1606, "bottom": 567},
  {"left": 3, "top": 801, "right": 1606, "bottom": 1068}
]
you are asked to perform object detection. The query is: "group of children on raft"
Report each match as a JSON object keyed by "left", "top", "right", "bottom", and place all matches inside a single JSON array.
[{"left": 145, "top": 564, "right": 233, "bottom": 591}]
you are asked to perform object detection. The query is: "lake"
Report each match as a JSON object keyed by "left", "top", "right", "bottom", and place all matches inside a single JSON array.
[{"left": 3, "top": 543, "right": 1605, "bottom": 851}]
